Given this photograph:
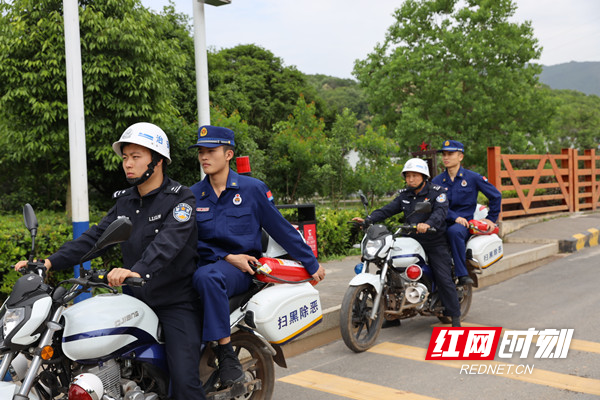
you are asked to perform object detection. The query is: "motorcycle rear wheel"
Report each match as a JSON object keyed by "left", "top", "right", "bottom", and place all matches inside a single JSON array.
[
  {"left": 340, "top": 284, "right": 385, "bottom": 353},
  {"left": 202, "top": 331, "right": 275, "bottom": 400},
  {"left": 438, "top": 283, "right": 473, "bottom": 324}
]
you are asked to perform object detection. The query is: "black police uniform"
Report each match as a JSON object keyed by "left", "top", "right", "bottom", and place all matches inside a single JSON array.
[
  {"left": 365, "top": 181, "right": 461, "bottom": 317},
  {"left": 47, "top": 176, "right": 206, "bottom": 400}
]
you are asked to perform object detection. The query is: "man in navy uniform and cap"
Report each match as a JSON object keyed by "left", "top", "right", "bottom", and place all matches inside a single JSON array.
[
  {"left": 189, "top": 125, "right": 326, "bottom": 386},
  {"left": 432, "top": 140, "right": 502, "bottom": 285}
]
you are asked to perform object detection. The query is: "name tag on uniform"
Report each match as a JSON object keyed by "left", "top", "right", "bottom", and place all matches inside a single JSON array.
[{"left": 149, "top": 214, "right": 161, "bottom": 222}]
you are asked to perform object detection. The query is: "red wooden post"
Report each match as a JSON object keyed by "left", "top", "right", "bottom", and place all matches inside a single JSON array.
[{"left": 487, "top": 146, "right": 502, "bottom": 219}]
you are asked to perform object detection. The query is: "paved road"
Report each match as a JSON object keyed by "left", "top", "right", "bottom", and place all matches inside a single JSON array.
[{"left": 273, "top": 245, "right": 600, "bottom": 399}]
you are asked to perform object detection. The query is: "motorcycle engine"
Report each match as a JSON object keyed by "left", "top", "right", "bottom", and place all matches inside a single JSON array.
[{"left": 76, "top": 360, "right": 121, "bottom": 399}]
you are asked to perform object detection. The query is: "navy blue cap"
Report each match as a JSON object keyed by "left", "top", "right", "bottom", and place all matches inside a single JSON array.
[
  {"left": 438, "top": 139, "right": 464, "bottom": 153},
  {"left": 189, "top": 125, "right": 235, "bottom": 149}
]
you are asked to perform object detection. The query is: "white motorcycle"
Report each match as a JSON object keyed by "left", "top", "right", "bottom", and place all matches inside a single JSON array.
[
  {"left": 340, "top": 195, "right": 503, "bottom": 353},
  {"left": 0, "top": 205, "right": 322, "bottom": 400}
]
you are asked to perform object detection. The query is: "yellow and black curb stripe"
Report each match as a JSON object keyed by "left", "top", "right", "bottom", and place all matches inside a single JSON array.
[{"left": 558, "top": 228, "right": 600, "bottom": 252}]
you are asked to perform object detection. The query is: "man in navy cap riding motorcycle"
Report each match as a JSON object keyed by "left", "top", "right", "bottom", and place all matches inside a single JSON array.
[
  {"left": 432, "top": 140, "right": 502, "bottom": 285},
  {"left": 189, "top": 125, "right": 326, "bottom": 386}
]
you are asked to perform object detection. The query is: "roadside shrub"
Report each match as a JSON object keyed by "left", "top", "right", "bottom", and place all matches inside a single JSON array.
[{"left": 0, "top": 210, "right": 119, "bottom": 301}]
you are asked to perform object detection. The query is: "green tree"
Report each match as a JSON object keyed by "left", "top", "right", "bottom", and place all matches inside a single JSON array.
[
  {"left": 545, "top": 89, "right": 600, "bottom": 152},
  {"left": 353, "top": 125, "right": 404, "bottom": 203},
  {"left": 0, "top": 0, "right": 193, "bottom": 211},
  {"left": 317, "top": 108, "right": 359, "bottom": 206},
  {"left": 305, "top": 74, "right": 370, "bottom": 121},
  {"left": 207, "top": 44, "right": 332, "bottom": 147},
  {"left": 354, "top": 0, "right": 554, "bottom": 172},
  {"left": 267, "top": 96, "right": 327, "bottom": 203}
]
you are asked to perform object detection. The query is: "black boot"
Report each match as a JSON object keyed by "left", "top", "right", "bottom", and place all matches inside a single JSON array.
[
  {"left": 382, "top": 319, "right": 400, "bottom": 329},
  {"left": 217, "top": 342, "right": 245, "bottom": 386},
  {"left": 451, "top": 316, "right": 461, "bottom": 327},
  {"left": 458, "top": 276, "right": 474, "bottom": 285}
]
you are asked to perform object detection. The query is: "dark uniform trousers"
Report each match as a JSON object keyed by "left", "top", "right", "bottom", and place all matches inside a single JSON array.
[
  {"left": 417, "top": 234, "right": 461, "bottom": 317},
  {"left": 155, "top": 303, "right": 205, "bottom": 400}
]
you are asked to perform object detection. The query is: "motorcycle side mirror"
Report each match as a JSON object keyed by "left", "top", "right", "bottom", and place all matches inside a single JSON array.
[
  {"left": 79, "top": 218, "right": 133, "bottom": 263},
  {"left": 359, "top": 193, "right": 369, "bottom": 215},
  {"left": 359, "top": 193, "right": 368, "bottom": 207},
  {"left": 23, "top": 204, "right": 39, "bottom": 262},
  {"left": 413, "top": 201, "right": 432, "bottom": 214},
  {"left": 23, "top": 203, "right": 38, "bottom": 237}
]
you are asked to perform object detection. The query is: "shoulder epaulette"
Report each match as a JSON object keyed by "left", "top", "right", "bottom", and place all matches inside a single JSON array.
[
  {"left": 397, "top": 188, "right": 407, "bottom": 194},
  {"left": 165, "top": 184, "right": 183, "bottom": 194},
  {"left": 112, "top": 187, "right": 133, "bottom": 199},
  {"left": 432, "top": 184, "right": 442, "bottom": 191}
]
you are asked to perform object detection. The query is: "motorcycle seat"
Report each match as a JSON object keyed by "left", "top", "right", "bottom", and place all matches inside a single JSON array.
[{"left": 228, "top": 280, "right": 268, "bottom": 314}]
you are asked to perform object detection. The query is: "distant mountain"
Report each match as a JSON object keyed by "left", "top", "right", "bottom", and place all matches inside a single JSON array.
[{"left": 539, "top": 61, "right": 600, "bottom": 97}]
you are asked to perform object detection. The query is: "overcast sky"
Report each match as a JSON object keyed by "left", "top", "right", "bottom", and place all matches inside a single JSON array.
[{"left": 141, "top": 0, "right": 600, "bottom": 79}]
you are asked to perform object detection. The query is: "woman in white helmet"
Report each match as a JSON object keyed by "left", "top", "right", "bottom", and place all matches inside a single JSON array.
[
  {"left": 353, "top": 157, "right": 462, "bottom": 327},
  {"left": 16, "top": 122, "right": 206, "bottom": 399}
]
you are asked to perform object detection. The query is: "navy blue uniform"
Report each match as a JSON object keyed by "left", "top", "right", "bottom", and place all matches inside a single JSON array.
[
  {"left": 366, "top": 181, "right": 460, "bottom": 317},
  {"left": 48, "top": 177, "right": 205, "bottom": 400},
  {"left": 191, "top": 170, "right": 319, "bottom": 341},
  {"left": 432, "top": 167, "right": 502, "bottom": 278}
]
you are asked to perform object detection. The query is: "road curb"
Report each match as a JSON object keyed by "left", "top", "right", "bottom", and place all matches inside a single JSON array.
[{"left": 559, "top": 227, "right": 600, "bottom": 252}]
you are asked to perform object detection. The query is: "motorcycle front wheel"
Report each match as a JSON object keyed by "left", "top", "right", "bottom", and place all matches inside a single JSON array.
[
  {"left": 340, "top": 284, "right": 384, "bottom": 353},
  {"left": 202, "top": 331, "right": 275, "bottom": 400},
  {"left": 438, "top": 283, "right": 473, "bottom": 324}
]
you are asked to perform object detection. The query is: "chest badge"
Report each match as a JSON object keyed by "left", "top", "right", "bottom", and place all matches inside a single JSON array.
[
  {"left": 461, "top": 180, "right": 468, "bottom": 187},
  {"left": 233, "top": 194, "right": 242, "bottom": 206}
]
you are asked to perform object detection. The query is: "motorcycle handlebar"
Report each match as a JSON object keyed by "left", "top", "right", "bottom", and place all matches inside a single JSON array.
[
  {"left": 397, "top": 224, "right": 437, "bottom": 233},
  {"left": 88, "top": 270, "right": 146, "bottom": 287},
  {"left": 15, "top": 261, "right": 47, "bottom": 278},
  {"left": 123, "top": 277, "right": 146, "bottom": 287}
]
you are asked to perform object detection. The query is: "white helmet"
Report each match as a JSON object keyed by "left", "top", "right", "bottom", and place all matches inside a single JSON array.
[
  {"left": 112, "top": 122, "right": 171, "bottom": 164},
  {"left": 402, "top": 158, "right": 430, "bottom": 179}
]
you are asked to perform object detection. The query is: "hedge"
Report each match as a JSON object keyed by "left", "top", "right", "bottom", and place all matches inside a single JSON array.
[
  {"left": 0, "top": 204, "right": 403, "bottom": 301},
  {"left": 0, "top": 210, "right": 118, "bottom": 301}
]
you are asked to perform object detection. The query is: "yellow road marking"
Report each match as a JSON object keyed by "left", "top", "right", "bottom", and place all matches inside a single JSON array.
[
  {"left": 588, "top": 228, "right": 599, "bottom": 246},
  {"left": 278, "top": 370, "right": 438, "bottom": 400},
  {"left": 368, "top": 342, "right": 600, "bottom": 396},
  {"left": 573, "top": 233, "right": 587, "bottom": 250}
]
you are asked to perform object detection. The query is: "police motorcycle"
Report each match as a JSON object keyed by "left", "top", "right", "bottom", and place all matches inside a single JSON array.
[
  {"left": 0, "top": 205, "right": 322, "bottom": 400},
  {"left": 340, "top": 195, "right": 502, "bottom": 353}
]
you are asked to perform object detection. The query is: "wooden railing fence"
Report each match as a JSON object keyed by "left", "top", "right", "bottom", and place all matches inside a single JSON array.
[{"left": 487, "top": 147, "right": 600, "bottom": 220}]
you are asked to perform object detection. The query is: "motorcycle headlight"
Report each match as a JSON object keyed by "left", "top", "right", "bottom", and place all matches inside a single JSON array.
[
  {"left": 3, "top": 308, "right": 25, "bottom": 338},
  {"left": 364, "top": 239, "right": 384, "bottom": 260}
]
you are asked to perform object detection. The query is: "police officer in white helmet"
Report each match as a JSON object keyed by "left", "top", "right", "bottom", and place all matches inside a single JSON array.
[
  {"left": 353, "top": 158, "right": 462, "bottom": 327},
  {"left": 16, "top": 122, "right": 206, "bottom": 399}
]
